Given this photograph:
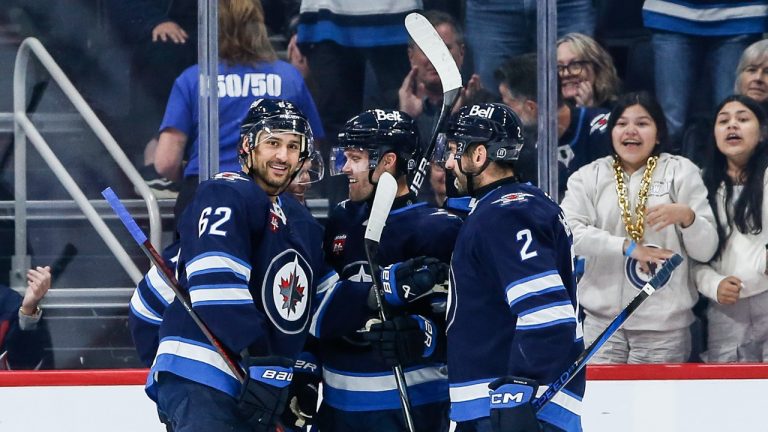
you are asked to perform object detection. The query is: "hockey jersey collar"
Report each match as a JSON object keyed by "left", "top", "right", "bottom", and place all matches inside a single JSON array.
[{"left": 471, "top": 176, "right": 518, "bottom": 199}]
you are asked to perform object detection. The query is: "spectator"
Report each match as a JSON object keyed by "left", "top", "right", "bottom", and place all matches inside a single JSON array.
[
  {"left": 496, "top": 53, "right": 611, "bottom": 193},
  {"left": 557, "top": 32, "right": 621, "bottom": 109},
  {"left": 561, "top": 91, "right": 718, "bottom": 363},
  {"left": 153, "top": 0, "right": 324, "bottom": 223},
  {"left": 693, "top": 95, "right": 768, "bottom": 362},
  {"left": 465, "top": 0, "right": 596, "bottom": 97},
  {"left": 735, "top": 39, "right": 768, "bottom": 108},
  {"left": 643, "top": 0, "right": 768, "bottom": 147},
  {"left": 0, "top": 266, "right": 52, "bottom": 370},
  {"left": 296, "top": 0, "right": 417, "bottom": 139}
]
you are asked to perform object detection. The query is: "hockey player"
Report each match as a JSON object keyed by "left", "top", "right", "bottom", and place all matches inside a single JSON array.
[
  {"left": 308, "top": 109, "right": 461, "bottom": 431},
  {"left": 143, "top": 98, "right": 332, "bottom": 432},
  {"left": 440, "top": 103, "right": 584, "bottom": 432}
]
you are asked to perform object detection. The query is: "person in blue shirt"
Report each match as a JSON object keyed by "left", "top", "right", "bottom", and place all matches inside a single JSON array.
[
  {"left": 439, "top": 103, "right": 584, "bottom": 432},
  {"left": 153, "top": 0, "right": 324, "bottom": 225}
]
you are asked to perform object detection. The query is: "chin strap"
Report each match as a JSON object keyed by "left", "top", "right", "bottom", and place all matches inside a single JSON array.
[{"left": 458, "top": 157, "right": 491, "bottom": 197}]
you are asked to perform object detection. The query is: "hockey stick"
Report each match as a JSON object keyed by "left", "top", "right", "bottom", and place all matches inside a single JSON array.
[
  {"left": 405, "top": 12, "right": 462, "bottom": 197},
  {"left": 363, "top": 172, "right": 416, "bottom": 432},
  {"left": 101, "top": 187, "right": 247, "bottom": 384},
  {"left": 532, "top": 253, "right": 684, "bottom": 412}
]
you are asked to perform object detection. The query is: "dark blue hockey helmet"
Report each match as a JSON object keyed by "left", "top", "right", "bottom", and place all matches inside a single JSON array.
[
  {"left": 434, "top": 103, "right": 524, "bottom": 165},
  {"left": 330, "top": 109, "right": 419, "bottom": 176},
  {"left": 238, "top": 98, "right": 314, "bottom": 163}
]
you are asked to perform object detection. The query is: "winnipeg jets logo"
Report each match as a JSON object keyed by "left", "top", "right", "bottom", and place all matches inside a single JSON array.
[
  {"left": 625, "top": 243, "right": 672, "bottom": 290},
  {"left": 269, "top": 202, "right": 287, "bottom": 232},
  {"left": 590, "top": 113, "right": 610, "bottom": 134},
  {"left": 342, "top": 262, "right": 372, "bottom": 283},
  {"left": 263, "top": 250, "right": 313, "bottom": 334},
  {"left": 492, "top": 192, "right": 533, "bottom": 206}
]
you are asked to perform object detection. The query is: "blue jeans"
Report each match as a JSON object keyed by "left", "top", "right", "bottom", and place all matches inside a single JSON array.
[
  {"left": 465, "top": 0, "right": 595, "bottom": 95},
  {"left": 651, "top": 31, "right": 760, "bottom": 145},
  {"left": 156, "top": 372, "right": 252, "bottom": 432}
]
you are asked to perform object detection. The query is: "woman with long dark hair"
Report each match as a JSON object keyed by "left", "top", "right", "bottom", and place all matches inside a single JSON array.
[
  {"left": 693, "top": 94, "right": 768, "bottom": 362},
  {"left": 561, "top": 91, "right": 718, "bottom": 363}
]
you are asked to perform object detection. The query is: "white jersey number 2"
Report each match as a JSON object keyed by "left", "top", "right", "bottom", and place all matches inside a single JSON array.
[{"left": 516, "top": 229, "right": 538, "bottom": 261}]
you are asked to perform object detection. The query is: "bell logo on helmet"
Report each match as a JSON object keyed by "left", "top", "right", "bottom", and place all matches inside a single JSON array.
[
  {"left": 375, "top": 109, "right": 403, "bottom": 122},
  {"left": 468, "top": 105, "right": 494, "bottom": 119}
]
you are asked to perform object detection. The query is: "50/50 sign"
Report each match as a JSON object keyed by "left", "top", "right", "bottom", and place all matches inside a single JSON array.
[{"left": 218, "top": 73, "right": 282, "bottom": 98}]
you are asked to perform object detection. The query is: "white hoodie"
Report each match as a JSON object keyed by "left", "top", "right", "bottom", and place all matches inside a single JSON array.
[
  {"left": 692, "top": 168, "right": 768, "bottom": 302},
  {"left": 562, "top": 153, "right": 718, "bottom": 331}
]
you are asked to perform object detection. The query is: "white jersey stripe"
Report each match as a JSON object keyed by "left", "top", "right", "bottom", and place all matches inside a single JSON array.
[
  {"left": 187, "top": 254, "right": 251, "bottom": 280},
  {"left": 537, "top": 385, "right": 582, "bottom": 416},
  {"left": 505, "top": 272, "right": 565, "bottom": 306},
  {"left": 644, "top": 0, "right": 768, "bottom": 22},
  {"left": 155, "top": 338, "right": 237, "bottom": 380},
  {"left": 146, "top": 266, "right": 175, "bottom": 304},
  {"left": 190, "top": 287, "right": 253, "bottom": 304},
  {"left": 323, "top": 366, "right": 447, "bottom": 392},
  {"left": 517, "top": 304, "right": 576, "bottom": 329},
  {"left": 130, "top": 290, "right": 162, "bottom": 323},
  {"left": 449, "top": 379, "right": 493, "bottom": 403}
]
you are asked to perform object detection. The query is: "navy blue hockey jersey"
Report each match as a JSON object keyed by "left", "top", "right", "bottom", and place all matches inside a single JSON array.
[
  {"left": 447, "top": 179, "right": 584, "bottom": 431},
  {"left": 143, "top": 172, "right": 336, "bottom": 399},
  {"left": 311, "top": 194, "right": 462, "bottom": 412}
]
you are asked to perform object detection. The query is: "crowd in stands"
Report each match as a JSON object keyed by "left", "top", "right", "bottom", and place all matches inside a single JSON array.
[{"left": 3, "top": 0, "right": 768, "bottom": 368}]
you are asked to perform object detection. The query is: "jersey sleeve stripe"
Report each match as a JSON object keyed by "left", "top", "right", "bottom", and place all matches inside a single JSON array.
[
  {"left": 309, "top": 280, "right": 340, "bottom": 337},
  {"left": 448, "top": 379, "right": 494, "bottom": 403},
  {"left": 323, "top": 365, "right": 447, "bottom": 391},
  {"left": 146, "top": 267, "right": 175, "bottom": 305},
  {"left": 505, "top": 271, "right": 565, "bottom": 306},
  {"left": 516, "top": 303, "right": 576, "bottom": 330},
  {"left": 537, "top": 384, "right": 583, "bottom": 430},
  {"left": 189, "top": 286, "right": 253, "bottom": 305},
  {"left": 316, "top": 271, "right": 339, "bottom": 295},
  {"left": 130, "top": 289, "right": 162, "bottom": 323},
  {"left": 187, "top": 253, "right": 251, "bottom": 280}
]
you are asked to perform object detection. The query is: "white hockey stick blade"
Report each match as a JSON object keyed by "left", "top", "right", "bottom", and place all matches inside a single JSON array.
[
  {"left": 365, "top": 172, "right": 398, "bottom": 243},
  {"left": 405, "top": 13, "right": 462, "bottom": 93}
]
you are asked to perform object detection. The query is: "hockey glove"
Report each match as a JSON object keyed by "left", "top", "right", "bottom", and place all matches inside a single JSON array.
[
  {"left": 380, "top": 256, "right": 449, "bottom": 307},
  {"left": 489, "top": 376, "right": 543, "bottom": 432},
  {"left": 281, "top": 354, "right": 321, "bottom": 428},
  {"left": 238, "top": 356, "right": 294, "bottom": 432},
  {"left": 362, "top": 315, "right": 437, "bottom": 367}
]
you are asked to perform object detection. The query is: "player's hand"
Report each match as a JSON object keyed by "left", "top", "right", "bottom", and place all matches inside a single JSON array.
[
  {"left": 399, "top": 66, "right": 424, "bottom": 118},
  {"left": 573, "top": 80, "right": 594, "bottom": 107},
  {"left": 362, "top": 315, "right": 436, "bottom": 367},
  {"left": 626, "top": 243, "right": 675, "bottom": 275},
  {"left": 152, "top": 21, "right": 188, "bottom": 44},
  {"left": 453, "top": 74, "right": 483, "bottom": 114},
  {"left": 488, "top": 376, "right": 543, "bottom": 432},
  {"left": 21, "top": 266, "right": 51, "bottom": 316},
  {"left": 281, "top": 356, "right": 321, "bottom": 428},
  {"left": 646, "top": 203, "right": 695, "bottom": 230},
  {"left": 238, "top": 356, "right": 294, "bottom": 431},
  {"left": 380, "top": 256, "right": 449, "bottom": 307},
  {"left": 716, "top": 276, "right": 742, "bottom": 305}
]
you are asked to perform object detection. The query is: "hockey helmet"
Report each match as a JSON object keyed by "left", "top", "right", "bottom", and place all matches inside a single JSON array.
[
  {"left": 434, "top": 103, "right": 524, "bottom": 165},
  {"left": 330, "top": 109, "right": 419, "bottom": 176},
  {"left": 238, "top": 98, "right": 313, "bottom": 163}
]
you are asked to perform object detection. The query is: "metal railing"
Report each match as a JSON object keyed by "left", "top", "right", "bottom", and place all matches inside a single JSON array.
[{"left": 12, "top": 37, "right": 162, "bottom": 286}]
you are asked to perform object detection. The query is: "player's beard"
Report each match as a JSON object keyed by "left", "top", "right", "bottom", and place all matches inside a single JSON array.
[
  {"left": 253, "top": 157, "right": 295, "bottom": 194},
  {"left": 348, "top": 172, "right": 374, "bottom": 202}
]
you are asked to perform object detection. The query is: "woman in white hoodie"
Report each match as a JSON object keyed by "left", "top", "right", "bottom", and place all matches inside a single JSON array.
[
  {"left": 561, "top": 91, "right": 718, "bottom": 363},
  {"left": 693, "top": 95, "right": 768, "bottom": 362}
]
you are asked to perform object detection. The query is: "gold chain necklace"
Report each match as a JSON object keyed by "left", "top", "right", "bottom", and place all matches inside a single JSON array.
[{"left": 613, "top": 155, "right": 658, "bottom": 242}]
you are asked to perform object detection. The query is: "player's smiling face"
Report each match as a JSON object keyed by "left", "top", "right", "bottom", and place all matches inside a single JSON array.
[
  {"left": 342, "top": 148, "right": 375, "bottom": 201},
  {"left": 247, "top": 130, "right": 302, "bottom": 194},
  {"left": 611, "top": 104, "right": 658, "bottom": 174}
]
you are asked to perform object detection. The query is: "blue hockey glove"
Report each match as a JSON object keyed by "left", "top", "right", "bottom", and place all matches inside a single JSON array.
[
  {"left": 238, "top": 356, "right": 294, "bottom": 432},
  {"left": 281, "top": 354, "right": 321, "bottom": 428},
  {"left": 380, "top": 256, "right": 449, "bottom": 307},
  {"left": 362, "top": 315, "right": 437, "bottom": 366},
  {"left": 489, "top": 376, "right": 543, "bottom": 432}
]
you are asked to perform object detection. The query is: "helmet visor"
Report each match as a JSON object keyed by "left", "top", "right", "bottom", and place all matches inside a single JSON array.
[
  {"left": 329, "top": 147, "right": 378, "bottom": 176},
  {"left": 431, "top": 133, "right": 472, "bottom": 168},
  {"left": 294, "top": 150, "right": 325, "bottom": 185},
  {"left": 245, "top": 116, "right": 314, "bottom": 157}
]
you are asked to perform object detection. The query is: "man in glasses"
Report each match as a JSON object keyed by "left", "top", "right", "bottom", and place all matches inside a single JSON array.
[{"left": 440, "top": 103, "right": 584, "bottom": 432}]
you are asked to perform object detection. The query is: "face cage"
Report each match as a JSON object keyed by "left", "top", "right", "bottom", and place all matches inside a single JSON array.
[
  {"left": 329, "top": 146, "right": 379, "bottom": 176},
  {"left": 292, "top": 150, "right": 325, "bottom": 185}
]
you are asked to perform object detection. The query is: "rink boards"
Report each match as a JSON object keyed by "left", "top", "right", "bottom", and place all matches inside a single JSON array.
[{"left": 0, "top": 364, "right": 766, "bottom": 432}]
